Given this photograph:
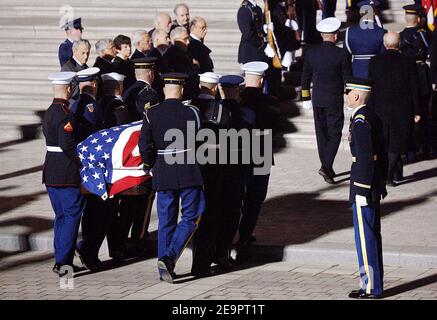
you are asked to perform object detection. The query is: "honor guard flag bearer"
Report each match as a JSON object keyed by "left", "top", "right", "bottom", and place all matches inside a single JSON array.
[
  {"left": 43, "top": 71, "right": 86, "bottom": 276},
  {"left": 344, "top": 76, "right": 387, "bottom": 299}
]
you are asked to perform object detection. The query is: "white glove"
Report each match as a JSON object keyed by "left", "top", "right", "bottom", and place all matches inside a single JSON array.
[
  {"left": 302, "top": 100, "right": 313, "bottom": 110},
  {"left": 263, "top": 22, "right": 274, "bottom": 33},
  {"left": 281, "top": 51, "right": 293, "bottom": 68},
  {"left": 285, "top": 19, "right": 299, "bottom": 31},
  {"left": 264, "top": 44, "right": 275, "bottom": 58},
  {"left": 355, "top": 195, "right": 368, "bottom": 207}
]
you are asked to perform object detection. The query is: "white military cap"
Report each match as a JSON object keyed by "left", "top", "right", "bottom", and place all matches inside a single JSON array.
[
  {"left": 241, "top": 61, "right": 269, "bottom": 76},
  {"left": 101, "top": 72, "right": 126, "bottom": 82},
  {"left": 47, "top": 71, "right": 76, "bottom": 85},
  {"left": 316, "top": 17, "right": 341, "bottom": 33},
  {"left": 76, "top": 67, "right": 100, "bottom": 82},
  {"left": 199, "top": 72, "right": 221, "bottom": 84}
]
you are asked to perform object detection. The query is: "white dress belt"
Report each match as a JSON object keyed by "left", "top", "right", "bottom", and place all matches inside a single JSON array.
[{"left": 47, "top": 146, "right": 63, "bottom": 152}]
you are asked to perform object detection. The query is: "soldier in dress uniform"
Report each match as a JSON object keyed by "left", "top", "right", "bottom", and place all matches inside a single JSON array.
[
  {"left": 99, "top": 72, "right": 130, "bottom": 128},
  {"left": 58, "top": 18, "right": 83, "bottom": 67},
  {"left": 122, "top": 57, "right": 160, "bottom": 121},
  {"left": 235, "top": 62, "right": 280, "bottom": 262},
  {"left": 43, "top": 71, "right": 85, "bottom": 275},
  {"left": 70, "top": 67, "right": 102, "bottom": 142},
  {"left": 301, "top": 17, "right": 351, "bottom": 184},
  {"left": 400, "top": 4, "right": 433, "bottom": 160},
  {"left": 344, "top": 0, "right": 385, "bottom": 79},
  {"left": 188, "top": 17, "right": 214, "bottom": 73},
  {"left": 344, "top": 77, "right": 387, "bottom": 299},
  {"left": 191, "top": 74, "right": 247, "bottom": 276},
  {"left": 138, "top": 73, "right": 205, "bottom": 283}
]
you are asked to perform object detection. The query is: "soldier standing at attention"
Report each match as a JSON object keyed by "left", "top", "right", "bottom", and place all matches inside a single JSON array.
[
  {"left": 139, "top": 73, "right": 205, "bottom": 283},
  {"left": 43, "top": 71, "right": 85, "bottom": 276},
  {"left": 344, "top": 77, "right": 387, "bottom": 299},
  {"left": 301, "top": 17, "right": 351, "bottom": 184},
  {"left": 122, "top": 57, "right": 160, "bottom": 121},
  {"left": 58, "top": 18, "right": 83, "bottom": 67},
  {"left": 344, "top": 0, "right": 385, "bottom": 79}
]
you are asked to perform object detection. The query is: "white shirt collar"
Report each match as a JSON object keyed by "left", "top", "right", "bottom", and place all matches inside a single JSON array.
[
  {"left": 73, "top": 56, "right": 83, "bottom": 67},
  {"left": 248, "top": 0, "right": 257, "bottom": 6},
  {"left": 138, "top": 79, "right": 151, "bottom": 86},
  {"left": 198, "top": 93, "right": 215, "bottom": 100},
  {"left": 190, "top": 34, "right": 201, "bottom": 42},
  {"left": 116, "top": 53, "right": 127, "bottom": 60},
  {"left": 67, "top": 38, "right": 74, "bottom": 43},
  {"left": 352, "top": 104, "right": 366, "bottom": 118}
]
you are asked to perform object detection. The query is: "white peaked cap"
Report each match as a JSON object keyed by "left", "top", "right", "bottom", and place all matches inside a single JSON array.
[
  {"left": 241, "top": 61, "right": 269, "bottom": 76},
  {"left": 199, "top": 72, "right": 221, "bottom": 84},
  {"left": 101, "top": 72, "right": 126, "bottom": 82},
  {"left": 77, "top": 67, "right": 100, "bottom": 78},
  {"left": 316, "top": 17, "right": 341, "bottom": 33},
  {"left": 48, "top": 71, "right": 76, "bottom": 85}
]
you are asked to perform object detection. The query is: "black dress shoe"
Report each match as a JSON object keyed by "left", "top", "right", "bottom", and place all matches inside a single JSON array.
[
  {"left": 75, "top": 247, "right": 99, "bottom": 272},
  {"left": 158, "top": 256, "right": 175, "bottom": 283},
  {"left": 386, "top": 180, "right": 397, "bottom": 187},
  {"left": 318, "top": 167, "right": 335, "bottom": 184},
  {"left": 348, "top": 290, "right": 382, "bottom": 299},
  {"left": 216, "top": 257, "right": 234, "bottom": 272},
  {"left": 191, "top": 267, "right": 216, "bottom": 278}
]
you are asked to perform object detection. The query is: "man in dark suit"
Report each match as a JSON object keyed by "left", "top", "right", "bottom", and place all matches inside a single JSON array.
[
  {"left": 188, "top": 17, "right": 214, "bottom": 73},
  {"left": 131, "top": 30, "right": 153, "bottom": 60},
  {"left": 165, "top": 27, "right": 200, "bottom": 100},
  {"left": 112, "top": 34, "right": 136, "bottom": 90},
  {"left": 301, "top": 17, "right": 351, "bottom": 184},
  {"left": 150, "top": 29, "right": 171, "bottom": 100},
  {"left": 61, "top": 39, "right": 91, "bottom": 103},
  {"left": 58, "top": 18, "right": 83, "bottom": 67},
  {"left": 138, "top": 73, "right": 205, "bottom": 283},
  {"left": 171, "top": 3, "right": 191, "bottom": 33},
  {"left": 93, "top": 39, "right": 115, "bottom": 76},
  {"left": 368, "top": 32, "right": 421, "bottom": 186}
]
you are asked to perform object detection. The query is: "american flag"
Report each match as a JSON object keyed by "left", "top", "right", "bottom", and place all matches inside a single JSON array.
[
  {"left": 76, "top": 121, "right": 151, "bottom": 200},
  {"left": 423, "top": 0, "right": 437, "bottom": 31}
]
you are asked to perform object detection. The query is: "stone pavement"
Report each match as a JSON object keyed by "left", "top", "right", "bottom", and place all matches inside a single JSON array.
[{"left": 0, "top": 250, "right": 436, "bottom": 300}]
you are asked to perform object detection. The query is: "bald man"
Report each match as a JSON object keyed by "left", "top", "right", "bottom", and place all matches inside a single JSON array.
[
  {"left": 148, "top": 12, "right": 172, "bottom": 37},
  {"left": 368, "top": 32, "right": 421, "bottom": 186}
]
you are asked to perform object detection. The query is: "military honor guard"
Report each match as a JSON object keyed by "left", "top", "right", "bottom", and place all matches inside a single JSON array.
[
  {"left": 138, "top": 73, "right": 205, "bottom": 283},
  {"left": 70, "top": 67, "right": 102, "bottom": 142},
  {"left": 344, "top": 77, "right": 387, "bottom": 299},
  {"left": 400, "top": 4, "right": 433, "bottom": 160},
  {"left": 236, "top": 61, "right": 279, "bottom": 261},
  {"left": 43, "top": 71, "right": 85, "bottom": 275},
  {"left": 99, "top": 72, "right": 130, "bottom": 128},
  {"left": 122, "top": 57, "right": 160, "bottom": 121},
  {"left": 301, "top": 17, "right": 351, "bottom": 184},
  {"left": 191, "top": 73, "right": 247, "bottom": 276},
  {"left": 58, "top": 18, "right": 83, "bottom": 67},
  {"left": 344, "top": 0, "right": 385, "bottom": 79}
]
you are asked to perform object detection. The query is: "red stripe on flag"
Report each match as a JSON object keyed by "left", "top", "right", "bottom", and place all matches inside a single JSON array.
[{"left": 109, "top": 175, "right": 151, "bottom": 197}]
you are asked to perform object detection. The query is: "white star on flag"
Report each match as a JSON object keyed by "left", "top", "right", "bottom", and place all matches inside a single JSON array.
[
  {"left": 82, "top": 175, "right": 89, "bottom": 182},
  {"left": 105, "top": 137, "right": 114, "bottom": 143},
  {"left": 95, "top": 145, "right": 103, "bottom": 152},
  {"left": 88, "top": 163, "right": 94, "bottom": 168},
  {"left": 81, "top": 166, "right": 87, "bottom": 172},
  {"left": 91, "top": 138, "right": 99, "bottom": 144},
  {"left": 88, "top": 153, "right": 96, "bottom": 161},
  {"left": 104, "top": 171, "right": 108, "bottom": 177},
  {"left": 80, "top": 145, "right": 88, "bottom": 152},
  {"left": 113, "top": 128, "right": 120, "bottom": 131},
  {"left": 93, "top": 172, "right": 100, "bottom": 180},
  {"left": 101, "top": 131, "right": 109, "bottom": 136},
  {"left": 79, "top": 153, "right": 85, "bottom": 161},
  {"left": 97, "top": 182, "right": 104, "bottom": 190},
  {"left": 98, "top": 162, "right": 105, "bottom": 168},
  {"left": 103, "top": 153, "right": 110, "bottom": 160}
]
